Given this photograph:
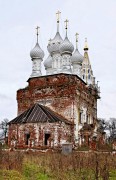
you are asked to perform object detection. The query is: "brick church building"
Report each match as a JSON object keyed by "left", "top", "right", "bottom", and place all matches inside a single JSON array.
[{"left": 8, "top": 12, "right": 100, "bottom": 149}]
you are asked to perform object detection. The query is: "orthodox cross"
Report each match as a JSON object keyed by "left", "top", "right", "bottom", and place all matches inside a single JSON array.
[
  {"left": 56, "top": 11, "right": 61, "bottom": 32},
  {"left": 64, "top": 19, "right": 69, "bottom": 37},
  {"left": 56, "top": 10, "right": 61, "bottom": 22},
  {"left": 84, "top": 37, "right": 89, "bottom": 50},
  {"left": 36, "top": 26, "right": 40, "bottom": 43},
  {"left": 75, "top": 33, "right": 79, "bottom": 49},
  {"left": 64, "top": 19, "right": 69, "bottom": 30}
]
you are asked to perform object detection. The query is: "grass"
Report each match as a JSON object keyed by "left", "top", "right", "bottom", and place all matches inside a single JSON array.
[
  {"left": 109, "top": 170, "right": 116, "bottom": 180},
  {"left": 23, "top": 162, "right": 50, "bottom": 180},
  {"left": 0, "top": 150, "right": 116, "bottom": 179},
  {"left": 0, "top": 169, "right": 26, "bottom": 180},
  {"left": 0, "top": 168, "right": 116, "bottom": 180}
]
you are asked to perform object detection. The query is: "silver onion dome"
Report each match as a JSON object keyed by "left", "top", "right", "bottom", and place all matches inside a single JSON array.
[
  {"left": 44, "top": 55, "right": 52, "bottom": 68},
  {"left": 71, "top": 49, "right": 84, "bottom": 64},
  {"left": 30, "top": 43, "right": 44, "bottom": 59},
  {"left": 47, "top": 32, "right": 63, "bottom": 54},
  {"left": 59, "top": 37, "right": 74, "bottom": 55}
]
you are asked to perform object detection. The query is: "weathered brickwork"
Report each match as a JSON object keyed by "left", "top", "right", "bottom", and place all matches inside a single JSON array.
[
  {"left": 17, "top": 73, "right": 99, "bottom": 123},
  {"left": 8, "top": 122, "right": 73, "bottom": 148},
  {"left": 8, "top": 73, "right": 100, "bottom": 148}
]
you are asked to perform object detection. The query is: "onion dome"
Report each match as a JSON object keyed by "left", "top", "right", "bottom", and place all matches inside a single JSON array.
[
  {"left": 59, "top": 19, "right": 74, "bottom": 55},
  {"left": 71, "top": 49, "right": 84, "bottom": 64},
  {"left": 71, "top": 33, "right": 83, "bottom": 64},
  {"left": 44, "top": 55, "right": 52, "bottom": 68},
  {"left": 30, "top": 42, "right": 44, "bottom": 59},
  {"left": 59, "top": 36, "right": 74, "bottom": 55},
  {"left": 47, "top": 32, "right": 63, "bottom": 54},
  {"left": 47, "top": 11, "right": 63, "bottom": 55}
]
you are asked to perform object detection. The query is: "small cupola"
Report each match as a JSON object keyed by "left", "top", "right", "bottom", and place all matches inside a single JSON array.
[
  {"left": 47, "top": 11, "right": 63, "bottom": 55},
  {"left": 59, "top": 19, "right": 74, "bottom": 55},
  {"left": 30, "top": 27, "right": 44, "bottom": 59},
  {"left": 30, "top": 26, "right": 44, "bottom": 77},
  {"left": 71, "top": 33, "right": 84, "bottom": 64}
]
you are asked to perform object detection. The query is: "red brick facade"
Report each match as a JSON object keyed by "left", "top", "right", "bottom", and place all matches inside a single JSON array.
[
  {"left": 17, "top": 73, "right": 98, "bottom": 121},
  {"left": 8, "top": 73, "right": 100, "bottom": 149}
]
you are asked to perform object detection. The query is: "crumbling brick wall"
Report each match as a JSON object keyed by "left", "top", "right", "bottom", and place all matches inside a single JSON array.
[
  {"left": 17, "top": 74, "right": 99, "bottom": 123},
  {"left": 8, "top": 122, "right": 73, "bottom": 149}
]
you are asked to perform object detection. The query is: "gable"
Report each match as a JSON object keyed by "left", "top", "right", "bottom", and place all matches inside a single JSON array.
[{"left": 8, "top": 103, "right": 72, "bottom": 125}]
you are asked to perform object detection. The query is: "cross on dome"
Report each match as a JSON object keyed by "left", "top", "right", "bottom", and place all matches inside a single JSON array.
[
  {"left": 64, "top": 19, "right": 69, "bottom": 37},
  {"left": 56, "top": 10, "right": 61, "bottom": 32},
  {"left": 75, "top": 32, "right": 79, "bottom": 49},
  {"left": 56, "top": 10, "right": 61, "bottom": 22},
  {"left": 36, "top": 26, "right": 40, "bottom": 43},
  {"left": 84, "top": 37, "right": 89, "bottom": 51}
]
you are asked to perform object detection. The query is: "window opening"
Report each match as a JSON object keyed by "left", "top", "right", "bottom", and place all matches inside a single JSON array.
[
  {"left": 25, "top": 133, "right": 30, "bottom": 145},
  {"left": 44, "top": 133, "right": 50, "bottom": 145}
]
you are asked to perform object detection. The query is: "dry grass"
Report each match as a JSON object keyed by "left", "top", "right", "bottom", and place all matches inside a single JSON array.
[{"left": 0, "top": 149, "right": 116, "bottom": 179}]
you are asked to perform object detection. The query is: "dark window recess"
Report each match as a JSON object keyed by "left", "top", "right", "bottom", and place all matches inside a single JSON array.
[
  {"left": 86, "top": 115, "right": 88, "bottom": 123},
  {"left": 44, "top": 133, "right": 50, "bottom": 145},
  {"left": 25, "top": 134, "right": 30, "bottom": 145},
  {"left": 79, "top": 112, "right": 82, "bottom": 124}
]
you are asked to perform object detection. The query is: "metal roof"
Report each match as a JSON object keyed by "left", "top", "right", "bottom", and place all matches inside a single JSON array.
[{"left": 8, "top": 104, "right": 72, "bottom": 125}]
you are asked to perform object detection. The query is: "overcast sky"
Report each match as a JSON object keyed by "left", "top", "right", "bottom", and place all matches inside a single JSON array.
[{"left": 0, "top": 0, "right": 116, "bottom": 121}]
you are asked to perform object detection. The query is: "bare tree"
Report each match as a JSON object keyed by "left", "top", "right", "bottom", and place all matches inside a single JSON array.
[
  {"left": 108, "top": 118, "right": 116, "bottom": 142},
  {"left": 0, "top": 118, "right": 9, "bottom": 144},
  {"left": 97, "top": 118, "right": 108, "bottom": 133}
]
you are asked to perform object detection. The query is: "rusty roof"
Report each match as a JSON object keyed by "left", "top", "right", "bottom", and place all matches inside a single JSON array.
[{"left": 8, "top": 104, "right": 73, "bottom": 125}]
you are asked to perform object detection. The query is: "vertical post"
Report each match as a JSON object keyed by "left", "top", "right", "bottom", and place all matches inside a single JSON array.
[
  {"left": 36, "top": 26, "right": 40, "bottom": 43},
  {"left": 64, "top": 19, "right": 69, "bottom": 37}
]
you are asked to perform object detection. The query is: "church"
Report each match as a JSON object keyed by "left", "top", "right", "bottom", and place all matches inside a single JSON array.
[{"left": 8, "top": 11, "right": 100, "bottom": 149}]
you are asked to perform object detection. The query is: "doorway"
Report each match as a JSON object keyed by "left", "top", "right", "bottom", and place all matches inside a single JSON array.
[
  {"left": 44, "top": 133, "right": 50, "bottom": 145},
  {"left": 25, "top": 133, "right": 30, "bottom": 145}
]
